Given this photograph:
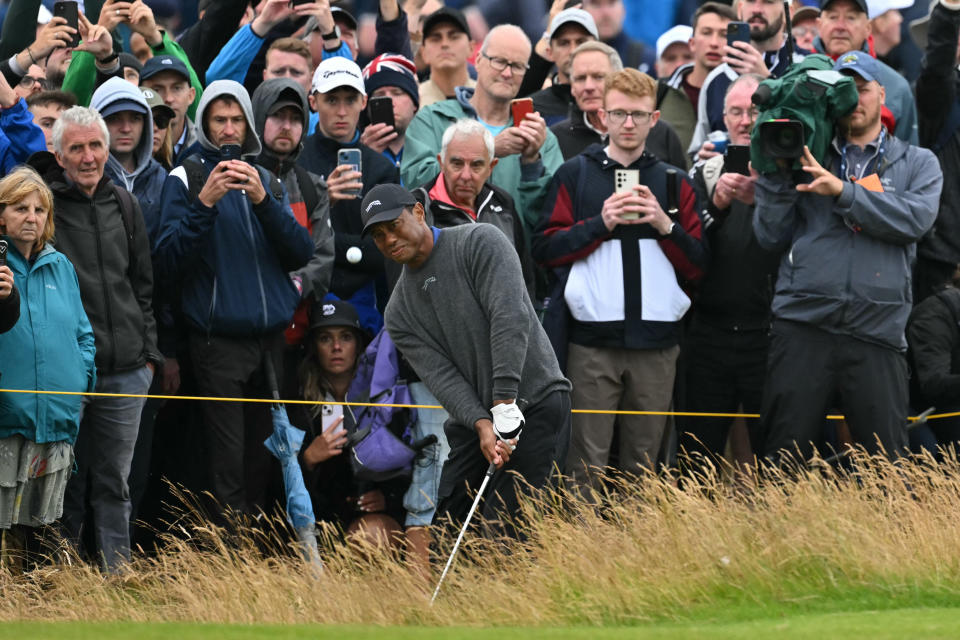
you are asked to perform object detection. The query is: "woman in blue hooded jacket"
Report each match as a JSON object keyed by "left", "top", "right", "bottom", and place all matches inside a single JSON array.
[{"left": 0, "top": 166, "right": 95, "bottom": 555}]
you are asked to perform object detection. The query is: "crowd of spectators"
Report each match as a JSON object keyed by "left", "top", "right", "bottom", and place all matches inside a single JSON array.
[{"left": 0, "top": 0, "right": 957, "bottom": 574}]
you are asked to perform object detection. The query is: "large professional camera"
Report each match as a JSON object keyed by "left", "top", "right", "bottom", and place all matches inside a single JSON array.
[{"left": 750, "top": 54, "right": 859, "bottom": 174}]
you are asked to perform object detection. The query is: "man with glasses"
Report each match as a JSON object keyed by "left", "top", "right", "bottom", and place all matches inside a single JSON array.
[
  {"left": 532, "top": 69, "right": 706, "bottom": 497},
  {"left": 679, "top": 74, "right": 780, "bottom": 475},
  {"left": 402, "top": 24, "right": 565, "bottom": 233}
]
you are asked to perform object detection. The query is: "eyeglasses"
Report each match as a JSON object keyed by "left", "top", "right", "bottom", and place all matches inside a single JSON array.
[
  {"left": 480, "top": 53, "right": 528, "bottom": 74},
  {"left": 18, "top": 75, "right": 48, "bottom": 90},
  {"left": 605, "top": 109, "right": 653, "bottom": 125},
  {"left": 792, "top": 25, "right": 817, "bottom": 39},
  {"left": 724, "top": 106, "right": 760, "bottom": 121}
]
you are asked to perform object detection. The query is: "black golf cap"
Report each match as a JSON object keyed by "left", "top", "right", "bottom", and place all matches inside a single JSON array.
[
  {"left": 309, "top": 299, "right": 361, "bottom": 331},
  {"left": 361, "top": 183, "right": 417, "bottom": 236},
  {"left": 422, "top": 7, "right": 469, "bottom": 39},
  {"left": 140, "top": 55, "right": 190, "bottom": 82},
  {"left": 820, "top": 0, "right": 868, "bottom": 13}
]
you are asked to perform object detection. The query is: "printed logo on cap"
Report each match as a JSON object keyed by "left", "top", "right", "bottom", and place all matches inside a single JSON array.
[
  {"left": 162, "top": 58, "right": 173, "bottom": 65},
  {"left": 365, "top": 200, "right": 381, "bottom": 212},
  {"left": 322, "top": 304, "right": 336, "bottom": 316}
]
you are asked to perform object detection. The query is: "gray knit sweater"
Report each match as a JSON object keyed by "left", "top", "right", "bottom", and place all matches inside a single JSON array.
[{"left": 385, "top": 224, "right": 570, "bottom": 430}]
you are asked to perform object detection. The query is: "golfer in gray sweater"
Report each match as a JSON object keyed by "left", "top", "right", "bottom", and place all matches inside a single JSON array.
[{"left": 361, "top": 184, "right": 571, "bottom": 535}]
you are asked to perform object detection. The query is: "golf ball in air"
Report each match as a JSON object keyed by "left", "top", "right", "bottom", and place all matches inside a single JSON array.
[{"left": 346, "top": 246, "right": 362, "bottom": 263}]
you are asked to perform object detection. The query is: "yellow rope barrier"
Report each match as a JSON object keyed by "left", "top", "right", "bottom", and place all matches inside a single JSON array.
[{"left": 0, "top": 388, "right": 942, "bottom": 421}]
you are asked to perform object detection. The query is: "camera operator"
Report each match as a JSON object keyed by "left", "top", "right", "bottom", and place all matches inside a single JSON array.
[
  {"left": 679, "top": 73, "right": 780, "bottom": 474},
  {"left": 753, "top": 52, "right": 942, "bottom": 465}
]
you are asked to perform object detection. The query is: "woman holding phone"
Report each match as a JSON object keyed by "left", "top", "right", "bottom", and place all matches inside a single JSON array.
[
  {"left": 0, "top": 167, "right": 95, "bottom": 570},
  {"left": 295, "top": 299, "right": 405, "bottom": 549}
]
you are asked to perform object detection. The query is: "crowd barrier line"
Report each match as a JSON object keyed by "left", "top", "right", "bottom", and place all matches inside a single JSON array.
[{"left": 0, "top": 388, "right": 947, "bottom": 421}]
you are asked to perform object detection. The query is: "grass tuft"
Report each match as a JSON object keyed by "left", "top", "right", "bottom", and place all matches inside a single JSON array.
[{"left": 2, "top": 450, "right": 960, "bottom": 626}]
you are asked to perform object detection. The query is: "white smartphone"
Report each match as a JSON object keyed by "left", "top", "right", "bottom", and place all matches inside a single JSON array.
[
  {"left": 321, "top": 403, "right": 344, "bottom": 433},
  {"left": 615, "top": 169, "right": 641, "bottom": 220}
]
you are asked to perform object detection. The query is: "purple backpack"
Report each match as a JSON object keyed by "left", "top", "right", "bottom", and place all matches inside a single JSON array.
[{"left": 346, "top": 329, "right": 419, "bottom": 481}]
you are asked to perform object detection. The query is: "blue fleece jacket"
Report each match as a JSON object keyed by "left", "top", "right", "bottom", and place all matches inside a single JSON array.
[
  {"left": 0, "top": 241, "right": 96, "bottom": 445},
  {"left": 0, "top": 98, "right": 45, "bottom": 174},
  {"left": 205, "top": 24, "right": 351, "bottom": 87},
  {"left": 154, "top": 80, "right": 314, "bottom": 337}
]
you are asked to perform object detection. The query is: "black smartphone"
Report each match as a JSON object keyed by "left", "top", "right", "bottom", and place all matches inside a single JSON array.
[
  {"left": 724, "top": 145, "right": 751, "bottom": 176},
  {"left": 0, "top": 239, "right": 7, "bottom": 267},
  {"left": 289, "top": 0, "right": 311, "bottom": 6},
  {"left": 219, "top": 144, "right": 242, "bottom": 163},
  {"left": 53, "top": 1, "right": 81, "bottom": 48},
  {"left": 368, "top": 96, "right": 395, "bottom": 130},
  {"left": 337, "top": 148, "right": 362, "bottom": 197},
  {"left": 726, "top": 21, "right": 751, "bottom": 47}
]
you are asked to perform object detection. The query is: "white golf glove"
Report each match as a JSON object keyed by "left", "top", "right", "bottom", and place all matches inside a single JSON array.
[{"left": 491, "top": 402, "right": 524, "bottom": 442}]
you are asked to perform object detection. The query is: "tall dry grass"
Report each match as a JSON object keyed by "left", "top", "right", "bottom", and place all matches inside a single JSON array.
[{"left": 3, "top": 451, "right": 960, "bottom": 625}]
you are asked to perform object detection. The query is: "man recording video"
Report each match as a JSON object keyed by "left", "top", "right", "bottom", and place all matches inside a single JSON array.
[{"left": 753, "top": 51, "right": 943, "bottom": 465}]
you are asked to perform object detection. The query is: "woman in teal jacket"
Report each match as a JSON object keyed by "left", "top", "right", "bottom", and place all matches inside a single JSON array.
[{"left": 0, "top": 166, "right": 95, "bottom": 552}]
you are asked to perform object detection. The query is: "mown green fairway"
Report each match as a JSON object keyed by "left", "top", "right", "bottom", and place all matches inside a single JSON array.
[{"left": 3, "top": 609, "right": 960, "bottom": 640}]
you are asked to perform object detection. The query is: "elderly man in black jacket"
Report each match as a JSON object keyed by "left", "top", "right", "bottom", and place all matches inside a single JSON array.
[{"left": 31, "top": 106, "right": 160, "bottom": 573}]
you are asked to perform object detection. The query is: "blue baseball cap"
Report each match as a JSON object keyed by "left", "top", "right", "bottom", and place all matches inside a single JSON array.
[
  {"left": 140, "top": 55, "right": 190, "bottom": 82},
  {"left": 833, "top": 50, "right": 881, "bottom": 83}
]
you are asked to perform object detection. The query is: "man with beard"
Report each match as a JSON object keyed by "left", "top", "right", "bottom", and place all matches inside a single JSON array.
[
  {"left": 658, "top": 2, "right": 736, "bottom": 153},
  {"left": 689, "top": 0, "right": 804, "bottom": 161},
  {"left": 753, "top": 51, "right": 941, "bottom": 465}
]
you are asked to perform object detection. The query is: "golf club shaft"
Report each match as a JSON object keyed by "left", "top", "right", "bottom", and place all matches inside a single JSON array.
[{"left": 430, "top": 461, "right": 497, "bottom": 605}]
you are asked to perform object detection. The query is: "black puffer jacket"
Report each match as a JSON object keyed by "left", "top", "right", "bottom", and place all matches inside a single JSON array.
[{"left": 29, "top": 152, "right": 160, "bottom": 373}]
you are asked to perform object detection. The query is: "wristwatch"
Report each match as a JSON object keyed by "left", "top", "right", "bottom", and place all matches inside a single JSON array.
[{"left": 322, "top": 25, "right": 341, "bottom": 42}]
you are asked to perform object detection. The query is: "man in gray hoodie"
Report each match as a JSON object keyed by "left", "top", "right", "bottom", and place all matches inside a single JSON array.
[
  {"left": 361, "top": 183, "right": 571, "bottom": 536},
  {"left": 91, "top": 77, "right": 169, "bottom": 242}
]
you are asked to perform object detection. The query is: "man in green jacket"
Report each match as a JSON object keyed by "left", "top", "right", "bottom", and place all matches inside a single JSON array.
[{"left": 401, "top": 24, "right": 564, "bottom": 233}]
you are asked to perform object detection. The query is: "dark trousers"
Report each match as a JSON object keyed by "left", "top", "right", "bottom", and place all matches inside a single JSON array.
[
  {"left": 189, "top": 331, "right": 285, "bottom": 516},
  {"left": 434, "top": 390, "right": 571, "bottom": 537},
  {"left": 761, "top": 320, "right": 909, "bottom": 464},
  {"left": 678, "top": 321, "right": 768, "bottom": 466}
]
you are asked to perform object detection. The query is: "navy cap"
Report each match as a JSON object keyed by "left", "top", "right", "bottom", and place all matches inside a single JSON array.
[
  {"left": 99, "top": 98, "right": 148, "bottom": 119},
  {"left": 834, "top": 50, "right": 881, "bottom": 83},
  {"left": 309, "top": 299, "right": 361, "bottom": 331},
  {"left": 140, "top": 55, "right": 190, "bottom": 82},
  {"left": 361, "top": 183, "right": 417, "bottom": 236}
]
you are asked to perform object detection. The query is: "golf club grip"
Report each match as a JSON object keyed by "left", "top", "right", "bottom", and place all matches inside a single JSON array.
[
  {"left": 411, "top": 434, "right": 438, "bottom": 451},
  {"left": 666, "top": 169, "right": 678, "bottom": 218},
  {"left": 262, "top": 353, "right": 280, "bottom": 402}
]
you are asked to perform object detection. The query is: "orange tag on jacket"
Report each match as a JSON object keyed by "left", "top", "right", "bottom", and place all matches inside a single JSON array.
[{"left": 855, "top": 173, "right": 884, "bottom": 192}]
